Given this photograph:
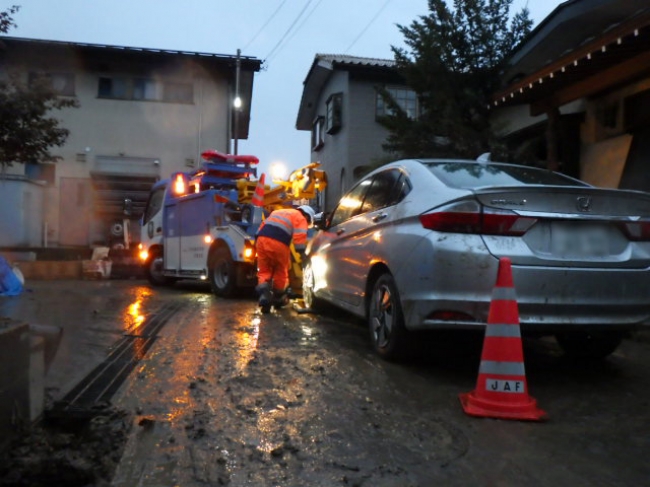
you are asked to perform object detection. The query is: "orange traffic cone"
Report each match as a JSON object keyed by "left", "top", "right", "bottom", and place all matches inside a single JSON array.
[
  {"left": 251, "top": 173, "right": 265, "bottom": 207},
  {"left": 459, "top": 257, "right": 547, "bottom": 421}
]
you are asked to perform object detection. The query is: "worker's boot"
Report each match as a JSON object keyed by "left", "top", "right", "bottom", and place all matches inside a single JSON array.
[
  {"left": 272, "top": 287, "right": 290, "bottom": 309},
  {"left": 256, "top": 282, "right": 272, "bottom": 314}
]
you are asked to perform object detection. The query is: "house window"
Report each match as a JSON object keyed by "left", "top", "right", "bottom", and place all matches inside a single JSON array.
[
  {"left": 98, "top": 77, "right": 129, "bottom": 99},
  {"left": 29, "top": 72, "right": 75, "bottom": 96},
  {"left": 98, "top": 77, "right": 193, "bottom": 104},
  {"left": 133, "top": 78, "right": 160, "bottom": 101},
  {"left": 312, "top": 116, "right": 324, "bottom": 151},
  {"left": 326, "top": 93, "right": 342, "bottom": 134},
  {"left": 376, "top": 86, "right": 418, "bottom": 119}
]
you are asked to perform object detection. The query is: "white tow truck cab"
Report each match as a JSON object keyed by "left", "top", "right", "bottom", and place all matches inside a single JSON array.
[{"left": 138, "top": 150, "right": 263, "bottom": 297}]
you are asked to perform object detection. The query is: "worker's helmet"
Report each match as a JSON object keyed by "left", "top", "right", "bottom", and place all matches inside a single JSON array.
[{"left": 297, "top": 205, "right": 316, "bottom": 227}]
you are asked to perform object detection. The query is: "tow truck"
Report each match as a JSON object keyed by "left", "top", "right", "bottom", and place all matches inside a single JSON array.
[{"left": 137, "top": 150, "right": 326, "bottom": 297}]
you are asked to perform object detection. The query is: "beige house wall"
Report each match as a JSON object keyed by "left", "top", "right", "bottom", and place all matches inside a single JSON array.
[{"left": 0, "top": 41, "right": 245, "bottom": 247}]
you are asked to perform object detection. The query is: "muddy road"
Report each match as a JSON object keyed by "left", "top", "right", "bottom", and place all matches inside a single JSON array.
[{"left": 1, "top": 280, "right": 649, "bottom": 486}]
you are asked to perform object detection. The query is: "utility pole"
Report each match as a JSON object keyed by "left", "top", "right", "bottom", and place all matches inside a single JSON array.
[{"left": 233, "top": 49, "right": 241, "bottom": 155}]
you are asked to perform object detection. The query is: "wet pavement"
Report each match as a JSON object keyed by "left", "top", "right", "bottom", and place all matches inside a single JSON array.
[{"left": 1, "top": 279, "right": 650, "bottom": 486}]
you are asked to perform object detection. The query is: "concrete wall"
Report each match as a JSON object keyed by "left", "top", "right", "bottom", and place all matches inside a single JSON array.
[{"left": 0, "top": 322, "right": 32, "bottom": 445}]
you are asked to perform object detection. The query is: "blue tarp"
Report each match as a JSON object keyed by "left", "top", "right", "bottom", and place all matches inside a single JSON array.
[{"left": 0, "top": 256, "right": 23, "bottom": 296}]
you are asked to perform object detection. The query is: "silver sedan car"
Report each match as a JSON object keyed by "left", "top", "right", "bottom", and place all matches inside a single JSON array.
[{"left": 303, "top": 159, "right": 650, "bottom": 360}]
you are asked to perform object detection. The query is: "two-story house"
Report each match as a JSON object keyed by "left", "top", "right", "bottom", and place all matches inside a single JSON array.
[
  {"left": 298, "top": 1, "right": 650, "bottom": 216},
  {"left": 0, "top": 36, "right": 261, "bottom": 249},
  {"left": 296, "top": 54, "right": 417, "bottom": 211}
]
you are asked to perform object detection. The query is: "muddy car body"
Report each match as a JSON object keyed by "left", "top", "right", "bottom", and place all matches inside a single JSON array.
[{"left": 303, "top": 159, "right": 650, "bottom": 359}]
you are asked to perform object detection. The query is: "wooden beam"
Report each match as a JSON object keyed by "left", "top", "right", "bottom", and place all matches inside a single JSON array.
[
  {"left": 493, "top": 12, "right": 650, "bottom": 104},
  {"left": 531, "top": 49, "right": 650, "bottom": 116}
]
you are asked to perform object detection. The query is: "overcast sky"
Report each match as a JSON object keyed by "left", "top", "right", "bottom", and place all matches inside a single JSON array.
[{"left": 1, "top": 0, "right": 563, "bottom": 177}]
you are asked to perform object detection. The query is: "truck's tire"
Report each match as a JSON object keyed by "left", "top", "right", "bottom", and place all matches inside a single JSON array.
[
  {"left": 146, "top": 250, "right": 173, "bottom": 286},
  {"left": 209, "top": 246, "right": 237, "bottom": 297},
  {"left": 111, "top": 222, "right": 124, "bottom": 236}
]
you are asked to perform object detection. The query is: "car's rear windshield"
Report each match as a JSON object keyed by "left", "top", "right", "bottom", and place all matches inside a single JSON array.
[{"left": 424, "top": 162, "right": 588, "bottom": 189}]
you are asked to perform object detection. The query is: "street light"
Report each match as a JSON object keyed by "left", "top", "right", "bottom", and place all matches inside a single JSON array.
[{"left": 270, "top": 161, "right": 287, "bottom": 181}]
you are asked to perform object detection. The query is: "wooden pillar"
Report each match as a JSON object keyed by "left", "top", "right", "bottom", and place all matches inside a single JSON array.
[{"left": 546, "top": 107, "right": 560, "bottom": 171}]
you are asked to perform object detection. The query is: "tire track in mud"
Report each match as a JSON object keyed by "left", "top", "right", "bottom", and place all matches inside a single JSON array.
[{"left": 111, "top": 298, "right": 469, "bottom": 486}]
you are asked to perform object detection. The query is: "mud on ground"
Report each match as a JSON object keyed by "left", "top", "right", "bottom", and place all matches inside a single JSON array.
[{"left": 0, "top": 405, "right": 132, "bottom": 487}]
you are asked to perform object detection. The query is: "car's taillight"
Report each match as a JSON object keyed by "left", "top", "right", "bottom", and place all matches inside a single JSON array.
[
  {"left": 619, "top": 221, "right": 650, "bottom": 241},
  {"left": 419, "top": 201, "right": 537, "bottom": 236},
  {"left": 482, "top": 212, "right": 537, "bottom": 236}
]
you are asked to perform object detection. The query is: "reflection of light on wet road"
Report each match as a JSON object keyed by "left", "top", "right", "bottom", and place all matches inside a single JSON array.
[
  {"left": 193, "top": 295, "right": 216, "bottom": 348},
  {"left": 255, "top": 407, "right": 293, "bottom": 453},
  {"left": 122, "top": 287, "right": 152, "bottom": 333},
  {"left": 300, "top": 324, "right": 316, "bottom": 345},
  {"left": 256, "top": 412, "right": 278, "bottom": 453},
  {"left": 133, "top": 336, "right": 147, "bottom": 361},
  {"left": 166, "top": 390, "right": 191, "bottom": 422},
  {"left": 127, "top": 303, "right": 145, "bottom": 328},
  {"left": 234, "top": 316, "right": 260, "bottom": 372}
]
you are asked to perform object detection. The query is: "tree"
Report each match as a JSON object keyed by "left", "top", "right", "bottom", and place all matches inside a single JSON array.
[
  {"left": 0, "top": 5, "right": 19, "bottom": 33},
  {"left": 0, "top": 5, "right": 79, "bottom": 169},
  {"left": 381, "top": 0, "right": 532, "bottom": 160}
]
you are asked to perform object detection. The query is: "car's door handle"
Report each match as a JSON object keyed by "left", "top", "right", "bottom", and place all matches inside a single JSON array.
[
  {"left": 372, "top": 213, "right": 388, "bottom": 223},
  {"left": 336, "top": 228, "right": 345, "bottom": 235}
]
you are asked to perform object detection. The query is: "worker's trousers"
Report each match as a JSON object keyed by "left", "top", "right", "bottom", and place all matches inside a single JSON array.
[{"left": 256, "top": 236, "right": 290, "bottom": 291}]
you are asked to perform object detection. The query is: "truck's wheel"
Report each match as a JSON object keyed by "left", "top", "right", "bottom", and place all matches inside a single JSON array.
[
  {"left": 146, "top": 251, "right": 172, "bottom": 286},
  {"left": 209, "top": 247, "right": 237, "bottom": 297}
]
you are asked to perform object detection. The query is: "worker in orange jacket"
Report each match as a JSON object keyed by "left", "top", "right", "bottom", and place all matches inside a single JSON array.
[{"left": 255, "top": 205, "right": 316, "bottom": 313}]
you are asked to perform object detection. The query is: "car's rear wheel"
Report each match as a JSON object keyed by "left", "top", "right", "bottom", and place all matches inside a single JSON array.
[
  {"left": 209, "top": 246, "right": 237, "bottom": 297},
  {"left": 555, "top": 330, "right": 624, "bottom": 359},
  {"left": 368, "top": 273, "right": 408, "bottom": 360}
]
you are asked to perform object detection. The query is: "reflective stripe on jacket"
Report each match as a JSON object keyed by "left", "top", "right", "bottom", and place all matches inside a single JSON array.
[{"left": 257, "top": 208, "right": 308, "bottom": 251}]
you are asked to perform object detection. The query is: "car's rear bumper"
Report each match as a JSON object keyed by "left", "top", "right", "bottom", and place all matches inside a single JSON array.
[{"left": 400, "top": 263, "right": 650, "bottom": 332}]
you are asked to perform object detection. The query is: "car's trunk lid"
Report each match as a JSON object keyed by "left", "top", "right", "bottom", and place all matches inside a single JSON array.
[{"left": 473, "top": 186, "right": 650, "bottom": 268}]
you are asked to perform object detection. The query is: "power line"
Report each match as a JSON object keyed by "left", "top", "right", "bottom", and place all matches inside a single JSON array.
[
  {"left": 242, "top": 0, "right": 288, "bottom": 52},
  {"left": 266, "top": 0, "right": 325, "bottom": 63},
  {"left": 345, "top": 0, "right": 394, "bottom": 53},
  {"left": 264, "top": 0, "right": 316, "bottom": 62}
]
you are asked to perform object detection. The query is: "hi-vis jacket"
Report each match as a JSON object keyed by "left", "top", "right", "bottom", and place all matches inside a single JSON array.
[{"left": 257, "top": 208, "right": 308, "bottom": 252}]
